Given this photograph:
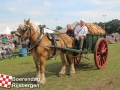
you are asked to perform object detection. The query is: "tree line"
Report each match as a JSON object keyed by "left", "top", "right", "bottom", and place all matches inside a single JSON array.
[{"left": 94, "top": 19, "right": 120, "bottom": 34}]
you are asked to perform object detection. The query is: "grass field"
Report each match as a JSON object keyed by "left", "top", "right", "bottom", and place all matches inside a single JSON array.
[{"left": 0, "top": 43, "right": 120, "bottom": 90}]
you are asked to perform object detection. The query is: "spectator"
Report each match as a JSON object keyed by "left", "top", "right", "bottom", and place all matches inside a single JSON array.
[
  {"left": 109, "top": 35, "right": 116, "bottom": 44},
  {"left": 8, "top": 41, "right": 15, "bottom": 51},
  {"left": 1, "top": 35, "right": 7, "bottom": 43},
  {"left": 3, "top": 42, "right": 12, "bottom": 58},
  {"left": 6, "top": 39, "right": 10, "bottom": 45},
  {"left": 0, "top": 40, "right": 6, "bottom": 59}
]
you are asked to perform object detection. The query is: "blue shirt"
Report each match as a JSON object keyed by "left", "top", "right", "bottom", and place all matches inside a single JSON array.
[{"left": 2, "top": 38, "right": 6, "bottom": 43}]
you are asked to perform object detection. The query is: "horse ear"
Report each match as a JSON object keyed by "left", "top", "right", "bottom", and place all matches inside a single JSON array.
[
  {"left": 26, "top": 18, "right": 30, "bottom": 25},
  {"left": 24, "top": 19, "right": 26, "bottom": 22},
  {"left": 28, "top": 18, "right": 30, "bottom": 23},
  {"left": 24, "top": 19, "right": 27, "bottom": 25}
]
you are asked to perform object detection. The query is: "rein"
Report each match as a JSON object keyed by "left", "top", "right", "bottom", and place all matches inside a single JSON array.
[
  {"left": 16, "top": 24, "right": 44, "bottom": 51},
  {"left": 27, "top": 28, "right": 44, "bottom": 51}
]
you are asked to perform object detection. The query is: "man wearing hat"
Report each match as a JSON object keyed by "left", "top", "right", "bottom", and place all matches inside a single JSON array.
[{"left": 74, "top": 19, "right": 88, "bottom": 50}]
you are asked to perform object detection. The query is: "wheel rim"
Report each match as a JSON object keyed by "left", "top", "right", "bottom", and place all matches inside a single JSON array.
[
  {"left": 73, "top": 56, "right": 81, "bottom": 66},
  {"left": 94, "top": 38, "right": 108, "bottom": 69},
  {"left": 66, "top": 55, "right": 81, "bottom": 66}
]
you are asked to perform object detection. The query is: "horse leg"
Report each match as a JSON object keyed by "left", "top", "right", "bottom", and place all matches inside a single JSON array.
[
  {"left": 68, "top": 53, "right": 75, "bottom": 76},
  {"left": 33, "top": 57, "right": 40, "bottom": 80},
  {"left": 39, "top": 55, "right": 46, "bottom": 85},
  {"left": 59, "top": 53, "right": 66, "bottom": 77}
]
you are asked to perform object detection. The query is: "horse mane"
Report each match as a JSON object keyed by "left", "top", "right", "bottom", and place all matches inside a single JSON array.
[
  {"left": 30, "top": 23, "right": 40, "bottom": 33},
  {"left": 18, "top": 22, "right": 25, "bottom": 30},
  {"left": 18, "top": 22, "right": 40, "bottom": 33}
]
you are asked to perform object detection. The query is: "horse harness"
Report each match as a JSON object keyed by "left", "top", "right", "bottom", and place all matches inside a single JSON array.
[
  {"left": 16, "top": 24, "right": 44, "bottom": 51},
  {"left": 16, "top": 24, "right": 68, "bottom": 59},
  {"left": 37, "top": 26, "right": 68, "bottom": 58},
  {"left": 28, "top": 25, "right": 44, "bottom": 51}
]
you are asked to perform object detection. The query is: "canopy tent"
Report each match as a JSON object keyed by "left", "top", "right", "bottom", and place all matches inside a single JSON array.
[
  {"left": 0, "top": 26, "right": 12, "bottom": 35},
  {"left": 59, "top": 21, "right": 78, "bottom": 33},
  {"left": 0, "top": 21, "right": 54, "bottom": 34}
]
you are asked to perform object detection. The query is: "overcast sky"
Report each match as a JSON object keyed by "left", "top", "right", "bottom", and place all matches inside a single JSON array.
[{"left": 0, "top": 0, "right": 120, "bottom": 29}]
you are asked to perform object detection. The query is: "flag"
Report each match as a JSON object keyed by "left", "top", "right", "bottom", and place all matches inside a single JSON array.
[{"left": 0, "top": 74, "right": 12, "bottom": 88}]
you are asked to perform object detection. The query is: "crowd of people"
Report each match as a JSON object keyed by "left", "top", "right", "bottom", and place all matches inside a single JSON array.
[
  {"left": 0, "top": 35, "right": 15, "bottom": 59},
  {"left": 106, "top": 33, "right": 120, "bottom": 44}
]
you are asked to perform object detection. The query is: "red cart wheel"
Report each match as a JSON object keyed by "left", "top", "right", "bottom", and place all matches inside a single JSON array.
[
  {"left": 94, "top": 38, "right": 108, "bottom": 69},
  {"left": 66, "top": 54, "right": 81, "bottom": 66}
]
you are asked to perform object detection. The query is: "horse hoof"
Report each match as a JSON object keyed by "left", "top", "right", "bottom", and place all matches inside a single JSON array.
[
  {"left": 70, "top": 73, "right": 75, "bottom": 76},
  {"left": 39, "top": 80, "right": 46, "bottom": 86},
  {"left": 58, "top": 72, "right": 66, "bottom": 77},
  {"left": 58, "top": 74, "right": 65, "bottom": 77},
  {"left": 40, "top": 83, "right": 44, "bottom": 86}
]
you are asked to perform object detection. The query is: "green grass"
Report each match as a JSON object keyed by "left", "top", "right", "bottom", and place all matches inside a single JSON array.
[{"left": 0, "top": 43, "right": 120, "bottom": 90}]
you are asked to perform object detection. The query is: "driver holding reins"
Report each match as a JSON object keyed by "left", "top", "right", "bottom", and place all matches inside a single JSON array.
[{"left": 74, "top": 19, "right": 88, "bottom": 50}]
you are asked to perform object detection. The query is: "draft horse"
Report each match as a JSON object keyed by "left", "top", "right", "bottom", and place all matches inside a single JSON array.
[{"left": 15, "top": 19, "right": 75, "bottom": 85}]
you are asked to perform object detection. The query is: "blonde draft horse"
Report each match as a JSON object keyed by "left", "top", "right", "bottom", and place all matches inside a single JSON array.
[{"left": 15, "top": 19, "right": 75, "bottom": 85}]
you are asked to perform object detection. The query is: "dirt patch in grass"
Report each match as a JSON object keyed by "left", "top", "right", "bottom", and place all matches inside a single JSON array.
[{"left": 88, "top": 77, "right": 119, "bottom": 90}]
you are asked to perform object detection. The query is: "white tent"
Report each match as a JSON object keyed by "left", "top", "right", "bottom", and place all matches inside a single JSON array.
[
  {"left": 59, "top": 21, "right": 78, "bottom": 33},
  {"left": 0, "top": 21, "right": 54, "bottom": 34},
  {"left": 0, "top": 26, "right": 11, "bottom": 34}
]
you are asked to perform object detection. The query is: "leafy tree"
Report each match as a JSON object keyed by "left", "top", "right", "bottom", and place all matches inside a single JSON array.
[
  {"left": 105, "top": 19, "right": 120, "bottom": 34},
  {"left": 56, "top": 26, "right": 63, "bottom": 30}
]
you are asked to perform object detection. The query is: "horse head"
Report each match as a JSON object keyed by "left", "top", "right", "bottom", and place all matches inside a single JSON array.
[{"left": 15, "top": 18, "right": 40, "bottom": 42}]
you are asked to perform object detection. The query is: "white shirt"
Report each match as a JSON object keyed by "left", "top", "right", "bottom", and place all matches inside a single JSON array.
[
  {"left": 74, "top": 25, "right": 88, "bottom": 40},
  {"left": 74, "top": 25, "right": 88, "bottom": 37}
]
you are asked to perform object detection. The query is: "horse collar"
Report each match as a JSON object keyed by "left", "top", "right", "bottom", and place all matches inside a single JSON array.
[{"left": 27, "top": 28, "right": 44, "bottom": 51}]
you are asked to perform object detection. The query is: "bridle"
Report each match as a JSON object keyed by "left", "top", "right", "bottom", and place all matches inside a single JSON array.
[
  {"left": 16, "top": 24, "right": 34, "bottom": 41},
  {"left": 15, "top": 23, "right": 44, "bottom": 51}
]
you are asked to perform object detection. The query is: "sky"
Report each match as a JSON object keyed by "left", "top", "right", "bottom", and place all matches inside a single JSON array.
[{"left": 0, "top": 0, "right": 120, "bottom": 29}]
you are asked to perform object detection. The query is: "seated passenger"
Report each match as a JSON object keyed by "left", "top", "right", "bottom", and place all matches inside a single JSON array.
[
  {"left": 74, "top": 19, "right": 88, "bottom": 50},
  {"left": 66, "top": 24, "right": 74, "bottom": 37}
]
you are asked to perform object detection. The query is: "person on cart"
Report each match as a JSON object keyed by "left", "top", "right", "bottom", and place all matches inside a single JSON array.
[
  {"left": 66, "top": 24, "right": 74, "bottom": 37},
  {"left": 74, "top": 19, "right": 88, "bottom": 50}
]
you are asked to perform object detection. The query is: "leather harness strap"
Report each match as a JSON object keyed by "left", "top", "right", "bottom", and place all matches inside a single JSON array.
[{"left": 27, "top": 27, "right": 44, "bottom": 51}]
